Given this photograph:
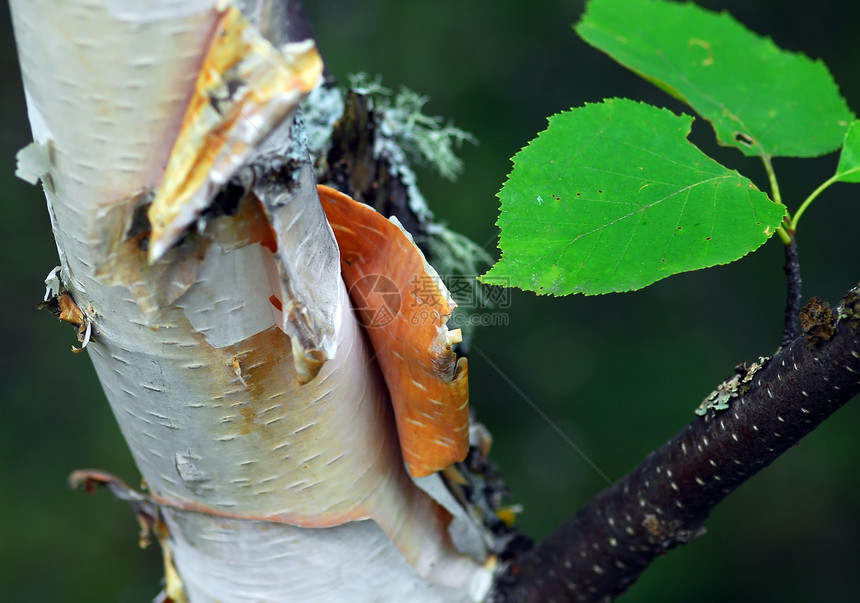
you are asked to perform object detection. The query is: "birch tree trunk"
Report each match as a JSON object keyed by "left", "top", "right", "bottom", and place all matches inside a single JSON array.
[{"left": 9, "top": 1, "right": 493, "bottom": 601}]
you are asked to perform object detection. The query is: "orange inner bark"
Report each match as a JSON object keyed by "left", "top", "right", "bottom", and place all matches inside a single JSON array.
[{"left": 317, "top": 185, "right": 469, "bottom": 477}]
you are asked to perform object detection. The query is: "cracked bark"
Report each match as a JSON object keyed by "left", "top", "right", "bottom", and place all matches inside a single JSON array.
[{"left": 489, "top": 289, "right": 860, "bottom": 602}]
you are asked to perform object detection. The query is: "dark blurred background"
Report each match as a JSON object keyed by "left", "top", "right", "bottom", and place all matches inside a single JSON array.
[{"left": 2, "top": 1, "right": 859, "bottom": 601}]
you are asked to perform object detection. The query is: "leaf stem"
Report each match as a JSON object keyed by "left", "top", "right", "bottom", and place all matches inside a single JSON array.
[
  {"left": 761, "top": 154, "right": 782, "bottom": 206},
  {"left": 761, "top": 155, "right": 791, "bottom": 245},
  {"left": 790, "top": 175, "right": 838, "bottom": 232},
  {"left": 775, "top": 225, "right": 791, "bottom": 245}
]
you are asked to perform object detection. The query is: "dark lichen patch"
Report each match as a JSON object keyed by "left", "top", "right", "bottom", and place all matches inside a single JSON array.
[{"left": 799, "top": 296, "right": 836, "bottom": 347}]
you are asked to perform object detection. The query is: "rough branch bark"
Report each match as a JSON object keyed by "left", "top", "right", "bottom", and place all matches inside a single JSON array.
[{"left": 489, "top": 290, "right": 860, "bottom": 602}]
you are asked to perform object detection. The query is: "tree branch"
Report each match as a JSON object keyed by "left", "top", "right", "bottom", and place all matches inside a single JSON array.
[{"left": 489, "top": 288, "right": 860, "bottom": 602}]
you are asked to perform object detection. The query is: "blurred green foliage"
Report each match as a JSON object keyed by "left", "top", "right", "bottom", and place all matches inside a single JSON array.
[{"left": 1, "top": 1, "right": 859, "bottom": 601}]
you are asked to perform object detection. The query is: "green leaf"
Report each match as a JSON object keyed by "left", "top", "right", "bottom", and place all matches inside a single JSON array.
[
  {"left": 834, "top": 120, "right": 860, "bottom": 183},
  {"left": 575, "top": 0, "right": 854, "bottom": 158},
  {"left": 481, "top": 99, "right": 786, "bottom": 296}
]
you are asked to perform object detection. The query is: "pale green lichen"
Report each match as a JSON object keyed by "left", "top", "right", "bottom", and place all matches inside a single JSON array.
[
  {"left": 301, "top": 83, "right": 345, "bottom": 163},
  {"left": 695, "top": 356, "right": 769, "bottom": 416},
  {"left": 426, "top": 224, "right": 494, "bottom": 278},
  {"left": 346, "top": 72, "right": 391, "bottom": 98},
  {"left": 347, "top": 73, "right": 477, "bottom": 220},
  {"left": 376, "top": 85, "right": 477, "bottom": 182},
  {"left": 695, "top": 381, "right": 735, "bottom": 416}
]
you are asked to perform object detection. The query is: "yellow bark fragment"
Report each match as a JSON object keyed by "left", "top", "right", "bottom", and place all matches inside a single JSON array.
[{"left": 147, "top": 5, "right": 323, "bottom": 261}]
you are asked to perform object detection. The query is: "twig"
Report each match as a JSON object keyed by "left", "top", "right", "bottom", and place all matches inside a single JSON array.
[{"left": 782, "top": 235, "right": 802, "bottom": 347}]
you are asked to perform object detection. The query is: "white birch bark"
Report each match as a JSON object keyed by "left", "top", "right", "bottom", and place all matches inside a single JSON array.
[{"left": 9, "top": 1, "right": 492, "bottom": 601}]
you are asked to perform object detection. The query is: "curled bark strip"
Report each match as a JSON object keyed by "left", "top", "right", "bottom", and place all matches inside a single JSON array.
[
  {"left": 70, "top": 470, "right": 188, "bottom": 601},
  {"left": 319, "top": 184, "right": 470, "bottom": 477},
  {"left": 70, "top": 470, "right": 155, "bottom": 511}
]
